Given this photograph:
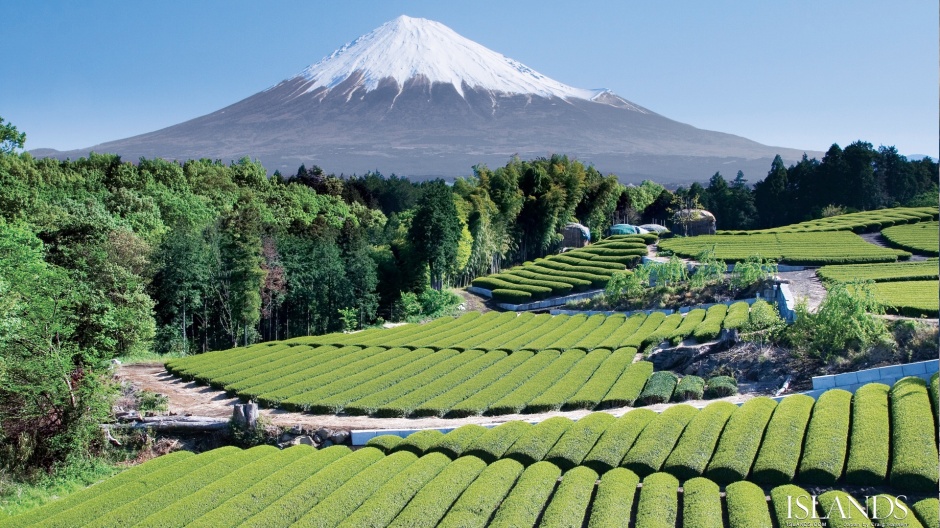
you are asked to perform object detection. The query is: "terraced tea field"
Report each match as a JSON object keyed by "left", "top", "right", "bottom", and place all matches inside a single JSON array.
[
  {"left": 817, "top": 259, "right": 939, "bottom": 283},
  {"left": 471, "top": 234, "right": 654, "bottom": 303},
  {"left": 817, "top": 261, "right": 939, "bottom": 317},
  {"left": 881, "top": 220, "right": 940, "bottom": 256},
  {"left": 364, "top": 376, "right": 938, "bottom": 490},
  {"left": 166, "top": 307, "right": 750, "bottom": 417},
  {"left": 867, "top": 280, "right": 939, "bottom": 317},
  {"left": 659, "top": 231, "right": 909, "bottom": 265},
  {"left": 7, "top": 376, "right": 937, "bottom": 528},
  {"left": 717, "top": 206, "right": 937, "bottom": 235}
]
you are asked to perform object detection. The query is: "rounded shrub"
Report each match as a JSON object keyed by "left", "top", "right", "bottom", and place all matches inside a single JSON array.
[{"left": 704, "top": 376, "right": 737, "bottom": 398}]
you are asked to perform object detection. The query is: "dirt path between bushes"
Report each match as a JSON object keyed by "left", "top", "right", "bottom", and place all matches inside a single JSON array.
[
  {"left": 776, "top": 269, "right": 827, "bottom": 312},
  {"left": 116, "top": 362, "right": 754, "bottom": 432}
]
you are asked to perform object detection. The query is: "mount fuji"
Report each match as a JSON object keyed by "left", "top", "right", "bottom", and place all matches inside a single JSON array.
[{"left": 35, "top": 16, "right": 812, "bottom": 182}]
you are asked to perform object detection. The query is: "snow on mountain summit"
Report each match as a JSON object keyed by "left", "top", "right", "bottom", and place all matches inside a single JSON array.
[{"left": 297, "top": 15, "right": 607, "bottom": 101}]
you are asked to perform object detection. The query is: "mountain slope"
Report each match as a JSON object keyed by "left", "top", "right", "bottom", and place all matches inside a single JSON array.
[{"left": 36, "top": 16, "right": 813, "bottom": 182}]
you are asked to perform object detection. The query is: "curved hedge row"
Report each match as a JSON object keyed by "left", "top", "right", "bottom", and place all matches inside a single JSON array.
[
  {"left": 692, "top": 303, "right": 728, "bottom": 342},
  {"left": 596, "top": 358, "right": 651, "bottom": 408},
  {"left": 635, "top": 371, "right": 678, "bottom": 405},
  {"left": 469, "top": 237, "right": 650, "bottom": 302},
  {"left": 660, "top": 231, "right": 907, "bottom": 265},
  {"left": 722, "top": 301, "right": 750, "bottom": 330},
  {"left": 717, "top": 206, "right": 937, "bottom": 235},
  {"left": 750, "top": 394, "right": 815, "bottom": 485},
  {"left": 587, "top": 468, "right": 640, "bottom": 528},
  {"left": 447, "top": 351, "right": 558, "bottom": 417},
  {"left": 488, "top": 461, "right": 560, "bottom": 528},
  {"left": 537, "top": 465, "right": 597, "bottom": 527},
  {"left": 545, "top": 412, "right": 616, "bottom": 471},
  {"left": 888, "top": 376, "right": 939, "bottom": 491},
  {"left": 682, "top": 477, "right": 722, "bottom": 528},
  {"left": 661, "top": 401, "right": 736, "bottom": 481},
  {"left": 621, "top": 404, "right": 698, "bottom": 477},
  {"left": 881, "top": 220, "right": 940, "bottom": 256},
  {"left": 725, "top": 480, "right": 773, "bottom": 528},
  {"left": 13, "top": 426, "right": 939, "bottom": 528},
  {"left": 565, "top": 347, "right": 638, "bottom": 409},
  {"left": 337, "top": 452, "right": 451, "bottom": 528},
  {"left": 503, "top": 416, "right": 573, "bottom": 466},
  {"left": 705, "top": 397, "right": 777, "bottom": 484},
  {"left": 635, "top": 472, "right": 679, "bottom": 528},
  {"left": 437, "top": 458, "right": 523, "bottom": 528},
  {"left": 582, "top": 408, "right": 656, "bottom": 473},
  {"left": 463, "top": 421, "right": 530, "bottom": 464},
  {"left": 844, "top": 383, "right": 890, "bottom": 485},
  {"left": 386, "top": 455, "right": 486, "bottom": 528}
]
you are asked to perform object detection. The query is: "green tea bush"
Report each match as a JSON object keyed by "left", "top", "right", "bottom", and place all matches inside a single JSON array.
[
  {"left": 844, "top": 383, "right": 890, "bottom": 485},
  {"left": 621, "top": 405, "right": 697, "bottom": 476},
  {"left": 634, "top": 472, "right": 679, "bottom": 528},
  {"left": 337, "top": 453, "right": 451, "bottom": 528},
  {"left": 365, "top": 435, "right": 404, "bottom": 454},
  {"left": 503, "top": 416, "right": 573, "bottom": 466},
  {"left": 681, "top": 477, "right": 722, "bottom": 528},
  {"left": 437, "top": 459, "right": 524, "bottom": 528},
  {"left": 544, "top": 412, "right": 616, "bottom": 471},
  {"left": 586, "top": 468, "right": 640, "bottom": 528},
  {"left": 672, "top": 375, "right": 705, "bottom": 401},
  {"left": 387, "top": 456, "right": 487, "bottom": 528},
  {"left": 912, "top": 498, "right": 939, "bottom": 528},
  {"left": 582, "top": 408, "right": 656, "bottom": 473},
  {"left": 635, "top": 371, "right": 678, "bottom": 406},
  {"left": 488, "top": 461, "right": 561, "bottom": 528},
  {"left": 888, "top": 377, "right": 939, "bottom": 491},
  {"left": 704, "top": 375, "right": 737, "bottom": 398},
  {"left": 536, "top": 466, "right": 598, "bottom": 528},
  {"left": 725, "top": 481, "right": 773, "bottom": 528},
  {"left": 750, "top": 394, "right": 815, "bottom": 485},
  {"left": 463, "top": 421, "right": 530, "bottom": 464},
  {"left": 661, "top": 401, "right": 736, "bottom": 481},
  {"left": 798, "top": 389, "right": 852, "bottom": 485},
  {"left": 705, "top": 397, "right": 777, "bottom": 484},
  {"left": 427, "top": 424, "right": 487, "bottom": 459},
  {"left": 815, "top": 491, "right": 874, "bottom": 528}
]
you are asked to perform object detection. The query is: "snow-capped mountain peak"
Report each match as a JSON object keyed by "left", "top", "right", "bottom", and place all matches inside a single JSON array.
[{"left": 297, "top": 15, "right": 607, "bottom": 101}]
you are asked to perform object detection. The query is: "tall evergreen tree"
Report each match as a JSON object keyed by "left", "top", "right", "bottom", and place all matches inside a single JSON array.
[
  {"left": 408, "top": 180, "right": 461, "bottom": 289},
  {"left": 754, "top": 155, "right": 790, "bottom": 227}
]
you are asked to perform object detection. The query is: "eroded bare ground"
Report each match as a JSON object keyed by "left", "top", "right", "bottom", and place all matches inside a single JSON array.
[{"left": 116, "top": 363, "right": 753, "bottom": 432}]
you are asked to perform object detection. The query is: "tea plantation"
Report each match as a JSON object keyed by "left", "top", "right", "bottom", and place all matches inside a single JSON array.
[
  {"left": 166, "top": 307, "right": 749, "bottom": 416},
  {"left": 881, "top": 220, "right": 940, "bottom": 256},
  {"left": 716, "top": 206, "right": 937, "bottom": 235},
  {"left": 659, "top": 231, "right": 910, "bottom": 265},
  {"left": 470, "top": 234, "right": 654, "bottom": 303},
  {"left": 6, "top": 375, "right": 936, "bottom": 528},
  {"left": 818, "top": 260, "right": 940, "bottom": 317}
]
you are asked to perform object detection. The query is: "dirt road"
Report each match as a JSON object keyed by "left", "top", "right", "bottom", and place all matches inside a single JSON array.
[{"left": 117, "top": 362, "right": 752, "bottom": 432}]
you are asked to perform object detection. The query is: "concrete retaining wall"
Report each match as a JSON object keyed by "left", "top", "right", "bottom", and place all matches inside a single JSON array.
[
  {"left": 495, "top": 289, "right": 604, "bottom": 311},
  {"left": 775, "top": 283, "right": 797, "bottom": 323},
  {"left": 467, "top": 286, "right": 492, "bottom": 298},
  {"left": 774, "top": 359, "right": 939, "bottom": 401}
]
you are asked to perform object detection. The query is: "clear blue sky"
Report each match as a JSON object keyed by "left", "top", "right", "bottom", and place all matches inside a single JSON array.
[{"left": 3, "top": 0, "right": 937, "bottom": 158}]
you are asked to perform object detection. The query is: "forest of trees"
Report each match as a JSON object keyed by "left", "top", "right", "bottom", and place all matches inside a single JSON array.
[
  {"left": 676, "top": 144, "right": 938, "bottom": 230},
  {"left": 0, "top": 112, "right": 936, "bottom": 471}
]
